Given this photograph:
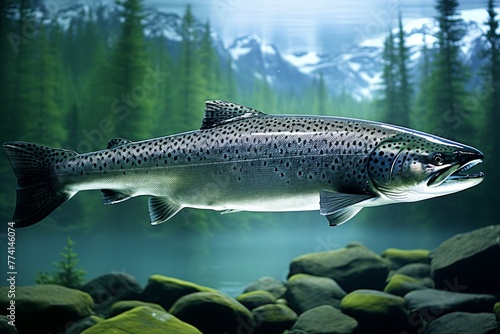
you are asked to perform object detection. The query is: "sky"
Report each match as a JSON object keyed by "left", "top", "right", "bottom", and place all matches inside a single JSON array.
[{"left": 145, "top": 0, "right": 489, "bottom": 53}]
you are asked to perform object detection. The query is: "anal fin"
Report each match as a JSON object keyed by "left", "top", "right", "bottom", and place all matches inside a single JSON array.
[
  {"left": 148, "top": 196, "right": 182, "bottom": 225},
  {"left": 102, "top": 189, "right": 132, "bottom": 205}
]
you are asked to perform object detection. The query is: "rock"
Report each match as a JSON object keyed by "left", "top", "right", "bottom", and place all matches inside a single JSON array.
[
  {"left": 423, "top": 312, "right": 497, "bottom": 334},
  {"left": 142, "top": 275, "right": 216, "bottom": 311},
  {"left": 236, "top": 290, "right": 277, "bottom": 310},
  {"left": 381, "top": 248, "right": 430, "bottom": 270},
  {"left": 169, "top": 291, "right": 253, "bottom": 334},
  {"left": 108, "top": 300, "right": 165, "bottom": 318},
  {"left": 65, "top": 315, "right": 104, "bottom": 334},
  {"left": 430, "top": 225, "right": 500, "bottom": 294},
  {"left": 391, "top": 263, "right": 432, "bottom": 280},
  {"left": 289, "top": 244, "right": 390, "bottom": 292},
  {"left": 285, "top": 273, "right": 346, "bottom": 314},
  {"left": 384, "top": 274, "right": 434, "bottom": 297},
  {"left": 0, "top": 284, "right": 93, "bottom": 334},
  {"left": 286, "top": 305, "right": 358, "bottom": 334},
  {"left": 494, "top": 303, "right": 500, "bottom": 334},
  {"left": 405, "top": 288, "right": 498, "bottom": 328},
  {"left": 340, "top": 289, "right": 409, "bottom": 334},
  {"left": 0, "top": 315, "right": 18, "bottom": 334},
  {"left": 80, "top": 306, "right": 201, "bottom": 334},
  {"left": 243, "top": 276, "right": 287, "bottom": 298},
  {"left": 80, "top": 273, "right": 142, "bottom": 315},
  {"left": 252, "top": 304, "right": 297, "bottom": 334}
]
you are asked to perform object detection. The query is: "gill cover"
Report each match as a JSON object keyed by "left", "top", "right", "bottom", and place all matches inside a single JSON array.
[{"left": 367, "top": 138, "right": 405, "bottom": 187}]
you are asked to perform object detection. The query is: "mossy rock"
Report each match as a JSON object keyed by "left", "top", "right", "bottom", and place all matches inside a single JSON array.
[
  {"left": 108, "top": 300, "right": 165, "bottom": 318},
  {"left": 142, "top": 275, "right": 216, "bottom": 310},
  {"left": 0, "top": 284, "right": 93, "bottom": 334},
  {"left": 236, "top": 290, "right": 277, "bottom": 310},
  {"left": 243, "top": 276, "right": 287, "bottom": 298},
  {"left": 289, "top": 244, "right": 390, "bottom": 292},
  {"left": 170, "top": 291, "right": 253, "bottom": 334},
  {"left": 424, "top": 312, "right": 497, "bottom": 334},
  {"left": 285, "top": 273, "right": 346, "bottom": 314},
  {"left": 287, "top": 305, "right": 358, "bottom": 334},
  {"left": 80, "top": 306, "right": 201, "bottom": 334},
  {"left": 0, "top": 315, "right": 18, "bottom": 334},
  {"left": 391, "top": 263, "right": 432, "bottom": 280},
  {"left": 252, "top": 304, "right": 297, "bottom": 334},
  {"left": 66, "top": 315, "right": 104, "bottom": 334},
  {"left": 340, "top": 289, "right": 409, "bottom": 334},
  {"left": 80, "top": 273, "right": 142, "bottom": 315},
  {"left": 384, "top": 273, "right": 433, "bottom": 297},
  {"left": 494, "top": 302, "right": 500, "bottom": 319},
  {"left": 431, "top": 225, "right": 500, "bottom": 294},
  {"left": 381, "top": 248, "right": 430, "bottom": 270}
]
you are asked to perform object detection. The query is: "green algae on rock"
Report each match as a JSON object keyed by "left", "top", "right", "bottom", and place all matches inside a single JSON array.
[{"left": 80, "top": 306, "right": 201, "bottom": 334}]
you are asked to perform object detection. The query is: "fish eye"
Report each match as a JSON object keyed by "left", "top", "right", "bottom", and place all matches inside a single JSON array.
[{"left": 432, "top": 153, "right": 444, "bottom": 166}]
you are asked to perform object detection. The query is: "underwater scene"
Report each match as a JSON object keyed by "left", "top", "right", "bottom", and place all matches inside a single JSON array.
[{"left": 1, "top": 0, "right": 499, "bottom": 333}]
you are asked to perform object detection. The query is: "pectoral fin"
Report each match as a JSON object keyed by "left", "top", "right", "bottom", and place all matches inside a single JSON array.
[
  {"left": 148, "top": 196, "right": 182, "bottom": 225},
  {"left": 319, "top": 190, "right": 374, "bottom": 226},
  {"left": 325, "top": 207, "right": 364, "bottom": 226}
]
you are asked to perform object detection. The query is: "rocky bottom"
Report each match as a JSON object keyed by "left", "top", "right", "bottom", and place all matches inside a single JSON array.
[{"left": 1, "top": 224, "right": 499, "bottom": 334}]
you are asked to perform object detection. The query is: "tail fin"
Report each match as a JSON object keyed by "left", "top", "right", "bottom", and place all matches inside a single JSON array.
[{"left": 3, "top": 141, "right": 78, "bottom": 228}]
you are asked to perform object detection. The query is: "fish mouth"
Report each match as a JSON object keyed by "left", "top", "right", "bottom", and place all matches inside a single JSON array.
[{"left": 427, "top": 158, "right": 484, "bottom": 187}]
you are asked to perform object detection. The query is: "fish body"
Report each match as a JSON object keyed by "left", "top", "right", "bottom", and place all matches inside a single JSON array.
[{"left": 3, "top": 100, "right": 484, "bottom": 227}]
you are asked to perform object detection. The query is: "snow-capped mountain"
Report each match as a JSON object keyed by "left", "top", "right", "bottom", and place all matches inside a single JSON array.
[
  {"left": 284, "top": 9, "right": 493, "bottom": 99},
  {"left": 228, "top": 35, "right": 310, "bottom": 93},
  {"left": 42, "top": 3, "right": 499, "bottom": 100}
]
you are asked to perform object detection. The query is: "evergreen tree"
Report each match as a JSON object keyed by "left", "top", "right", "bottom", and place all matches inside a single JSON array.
[
  {"left": 175, "top": 5, "right": 207, "bottom": 130},
  {"left": 36, "top": 237, "right": 86, "bottom": 289},
  {"left": 425, "top": 0, "right": 470, "bottom": 137},
  {"left": 379, "top": 15, "right": 412, "bottom": 126},
  {"left": 396, "top": 12, "right": 411, "bottom": 126},
  {"left": 380, "top": 30, "right": 398, "bottom": 122},
  {"left": 413, "top": 32, "right": 433, "bottom": 128},
  {"left": 483, "top": 0, "right": 500, "bottom": 148},
  {"left": 480, "top": 0, "right": 500, "bottom": 217},
  {"left": 110, "top": 0, "right": 154, "bottom": 140},
  {"left": 149, "top": 34, "right": 175, "bottom": 136},
  {"left": 200, "top": 21, "right": 220, "bottom": 99},
  {"left": 313, "top": 72, "right": 329, "bottom": 115},
  {"left": 220, "top": 57, "right": 238, "bottom": 101}
]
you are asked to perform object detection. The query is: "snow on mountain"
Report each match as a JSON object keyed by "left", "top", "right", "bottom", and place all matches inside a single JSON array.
[
  {"left": 46, "top": 3, "right": 498, "bottom": 100},
  {"left": 227, "top": 35, "right": 310, "bottom": 92},
  {"left": 284, "top": 8, "right": 495, "bottom": 100}
]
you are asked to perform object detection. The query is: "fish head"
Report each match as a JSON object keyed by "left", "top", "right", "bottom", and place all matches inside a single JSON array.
[{"left": 367, "top": 130, "right": 484, "bottom": 202}]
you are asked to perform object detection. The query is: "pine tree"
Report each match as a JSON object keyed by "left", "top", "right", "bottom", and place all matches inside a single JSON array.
[
  {"left": 110, "top": 0, "right": 154, "bottom": 140},
  {"left": 413, "top": 32, "right": 433, "bottom": 128},
  {"left": 175, "top": 5, "right": 207, "bottom": 130},
  {"left": 149, "top": 34, "right": 175, "bottom": 136},
  {"left": 313, "top": 72, "right": 329, "bottom": 115},
  {"left": 36, "top": 237, "right": 86, "bottom": 289},
  {"left": 200, "top": 21, "right": 220, "bottom": 100},
  {"left": 396, "top": 12, "right": 411, "bottom": 126},
  {"left": 479, "top": 0, "right": 500, "bottom": 218},
  {"left": 483, "top": 0, "right": 500, "bottom": 148},
  {"left": 380, "top": 30, "right": 398, "bottom": 122},
  {"left": 426, "top": 0, "right": 470, "bottom": 137},
  {"left": 379, "top": 14, "right": 412, "bottom": 127},
  {"left": 220, "top": 57, "right": 238, "bottom": 101}
]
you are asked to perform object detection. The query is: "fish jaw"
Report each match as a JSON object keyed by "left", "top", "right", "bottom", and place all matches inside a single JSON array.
[{"left": 427, "top": 155, "right": 484, "bottom": 193}]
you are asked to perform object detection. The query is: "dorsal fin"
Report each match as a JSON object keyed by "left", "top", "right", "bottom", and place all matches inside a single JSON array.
[
  {"left": 200, "top": 100, "right": 265, "bottom": 130},
  {"left": 107, "top": 138, "right": 132, "bottom": 149}
]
